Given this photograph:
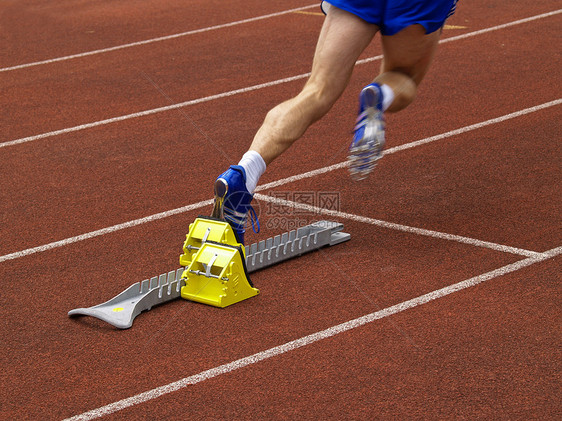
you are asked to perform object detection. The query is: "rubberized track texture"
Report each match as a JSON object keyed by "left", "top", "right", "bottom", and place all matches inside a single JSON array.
[{"left": 0, "top": 1, "right": 560, "bottom": 420}]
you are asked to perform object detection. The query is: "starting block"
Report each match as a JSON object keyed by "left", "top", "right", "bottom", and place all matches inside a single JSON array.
[
  {"left": 179, "top": 217, "right": 257, "bottom": 308},
  {"left": 181, "top": 240, "right": 258, "bottom": 308},
  {"left": 68, "top": 218, "right": 350, "bottom": 328}
]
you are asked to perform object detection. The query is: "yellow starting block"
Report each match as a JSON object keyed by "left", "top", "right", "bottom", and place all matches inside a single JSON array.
[
  {"left": 179, "top": 217, "right": 258, "bottom": 308},
  {"left": 179, "top": 216, "right": 242, "bottom": 267}
]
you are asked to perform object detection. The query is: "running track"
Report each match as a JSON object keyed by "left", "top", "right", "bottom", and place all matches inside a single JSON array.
[{"left": 1, "top": 1, "right": 560, "bottom": 419}]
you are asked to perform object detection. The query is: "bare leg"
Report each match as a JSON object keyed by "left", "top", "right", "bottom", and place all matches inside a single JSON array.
[
  {"left": 375, "top": 25, "right": 442, "bottom": 112},
  {"left": 249, "top": 7, "right": 379, "bottom": 165}
]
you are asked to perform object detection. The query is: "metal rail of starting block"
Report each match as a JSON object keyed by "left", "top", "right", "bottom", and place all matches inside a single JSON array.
[{"left": 68, "top": 220, "right": 350, "bottom": 329}]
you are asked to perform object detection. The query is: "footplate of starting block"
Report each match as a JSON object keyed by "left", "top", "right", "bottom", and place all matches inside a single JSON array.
[
  {"left": 68, "top": 220, "right": 350, "bottom": 328},
  {"left": 180, "top": 241, "right": 258, "bottom": 308}
]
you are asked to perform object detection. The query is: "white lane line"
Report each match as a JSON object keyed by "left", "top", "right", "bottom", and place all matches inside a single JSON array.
[
  {"left": 253, "top": 194, "right": 545, "bottom": 258},
  {"left": 0, "top": 199, "right": 212, "bottom": 264},
  {"left": 439, "top": 8, "right": 562, "bottom": 45},
  {"left": 253, "top": 98, "right": 562, "bottom": 192},
  {"left": 0, "top": 4, "right": 318, "bottom": 73},
  {"left": 2, "top": 10, "right": 561, "bottom": 150},
  {"left": 1, "top": 100, "right": 559, "bottom": 264},
  {"left": 3, "top": 7, "right": 560, "bottom": 74},
  {"left": 0, "top": 74, "right": 309, "bottom": 149},
  {"left": 383, "top": 99, "right": 562, "bottom": 155},
  {"left": 62, "top": 245, "right": 561, "bottom": 421}
]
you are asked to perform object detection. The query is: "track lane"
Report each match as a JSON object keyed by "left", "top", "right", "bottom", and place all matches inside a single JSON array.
[
  {"left": 0, "top": 215, "right": 525, "bottom": 420},
  {"left": 2, "top": 5, "right": 560, "bottom": 142},
  {"left": 1, "top": 0, "right": 560, "bottom": 419},
  {"left": 1, "top": 9, "right": 324, "bottom": 141},
  {"left": 1, "top": 15, "right": 560, "bottom": 257},
  {"left": 0, "top": 0, "right": 315, "bottom": 67},
  {"left": 99, "top": 255, "right": 561, "bottom": 420},
  {"left": 271, "top": 105, "right": 561, "bottom": 253},
  {"left": 2, "top": 100, "right": 559, "bottom": 418}
]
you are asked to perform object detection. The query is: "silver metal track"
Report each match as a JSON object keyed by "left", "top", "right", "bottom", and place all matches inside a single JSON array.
[
  {"left": 68, "top": 220, "right": 350, "bottom": 329},
  {"left": 244, "top": 220, "right": 349, "bottom": 272}
]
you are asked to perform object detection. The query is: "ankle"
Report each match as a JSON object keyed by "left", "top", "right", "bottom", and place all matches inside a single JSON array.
[{"left": 238, "top": 150, "right": 266, "bottom": 193}]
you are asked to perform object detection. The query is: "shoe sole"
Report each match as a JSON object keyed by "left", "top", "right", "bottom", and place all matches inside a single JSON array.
[
  {"left": 349, "top": 108, "right": 384, "bottom": 180},
  {"left": 348, "top": 85, "right": 386, "bottom": 180},
  {"left": 211, "top": 178, "right": 228, "bottom": 220}
]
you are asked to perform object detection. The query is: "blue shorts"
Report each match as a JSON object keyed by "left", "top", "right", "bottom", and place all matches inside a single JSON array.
[{"left": 321, "top": 0, "right": 458, "bottom": 35}]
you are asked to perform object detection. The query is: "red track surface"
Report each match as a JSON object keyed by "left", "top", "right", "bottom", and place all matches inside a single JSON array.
[{"left": 1, "top": 1, "right": 560, "bottom": 420}]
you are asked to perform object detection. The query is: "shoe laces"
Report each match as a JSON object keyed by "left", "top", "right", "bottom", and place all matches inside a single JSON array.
[{"left": 248, "top": 205, "right": 260, "bottom": 234}]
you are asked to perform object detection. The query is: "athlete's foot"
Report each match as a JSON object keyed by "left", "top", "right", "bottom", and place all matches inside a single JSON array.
[
  {"left": 348, "top": 83, "right": 386, "bottom": 180},
  {"left": 212, "top": 165, "right": 259, "bottom": 244}
]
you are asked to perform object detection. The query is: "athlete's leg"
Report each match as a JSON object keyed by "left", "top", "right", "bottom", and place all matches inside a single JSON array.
[
  {"left": 347, "top": 24, "right": 443, "bottom": 179},
  {"left": 375, "top": 25, "right": 442, "bottom": 112},
  {"left": 249, "top": 7, "right": 379, "bottom": 165}
]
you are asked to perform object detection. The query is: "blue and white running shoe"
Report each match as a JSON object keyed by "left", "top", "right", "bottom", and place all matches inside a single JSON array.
[
  {"left": 348, "top": 83, "right": 386, "bottom": 180},
  {"left": 212, "top": 165, "right": 259, "bottom": 244}
]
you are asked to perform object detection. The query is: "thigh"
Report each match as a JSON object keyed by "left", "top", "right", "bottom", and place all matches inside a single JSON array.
[
  {"left": 308, "top": 6, "right": 379, "bottom": 97},
  {"left": 380, "top": 24, "right": 442, "bottom": 85}
]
